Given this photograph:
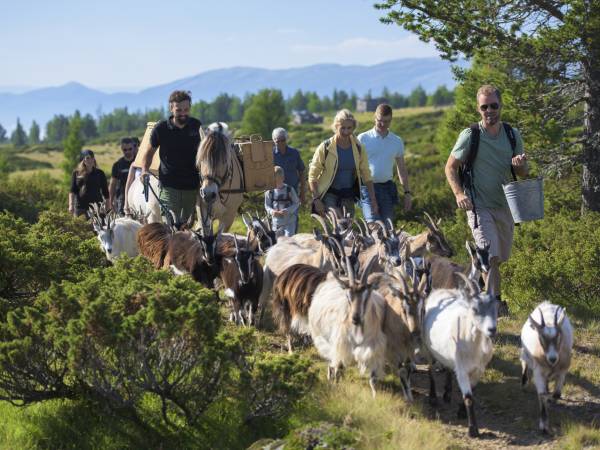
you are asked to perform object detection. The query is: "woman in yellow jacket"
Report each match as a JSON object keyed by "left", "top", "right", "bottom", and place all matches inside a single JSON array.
[{"left": 308, "top": 109, "right": 379, "bottom": 218}]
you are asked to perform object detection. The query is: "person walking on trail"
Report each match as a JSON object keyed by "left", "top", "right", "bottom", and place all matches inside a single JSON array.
[
  {"left": 141, "top": 90, "right": 202, "bottom": 222},
  {"left": 265, "top": 165, "right": 300, "bottom": 237},
  {"left": 68, "top": 149, "right": 109, "bottom": 217},
  {"left": 109, "top": 137, "right": 136, "bottom": 214},
  {"left": 444, "top": 84, "right": 528, "bottom": 314},
  {"left": 358, "top": 103, "right": 412, "bottom": 223},
  {"left": 308, "top": 109, "right": 379, "bottom": 218},
  {"left": 272, "top": 127, "right": 306, "bottom": 233}
]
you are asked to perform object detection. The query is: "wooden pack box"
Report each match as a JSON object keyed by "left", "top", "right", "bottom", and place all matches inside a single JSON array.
[{"left": 236, "top": 135, "right": 275, "bottom": 192}]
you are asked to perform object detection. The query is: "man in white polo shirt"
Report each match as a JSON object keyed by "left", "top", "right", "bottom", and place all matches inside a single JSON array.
[{"left": 358, "top": 103, "right": 412, "bottom": 223}]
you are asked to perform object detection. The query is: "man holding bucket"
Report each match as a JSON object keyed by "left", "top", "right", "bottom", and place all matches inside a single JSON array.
[{"left": 444, "top": 85, "right": 528, "bottom": 314}]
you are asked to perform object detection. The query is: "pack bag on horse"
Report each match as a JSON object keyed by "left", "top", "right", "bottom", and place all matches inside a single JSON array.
[{"left": 196, "top": 125, "right": 275, "bottom": 232}]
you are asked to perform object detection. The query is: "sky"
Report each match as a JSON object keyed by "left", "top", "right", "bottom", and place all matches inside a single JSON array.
[{"left": 0, "top": 0, "right": 441, "bottom": 92}]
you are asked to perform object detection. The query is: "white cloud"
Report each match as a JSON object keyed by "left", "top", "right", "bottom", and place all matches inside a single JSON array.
[{"left": 291, "top": 35, "right": 439, "bottom": 62}]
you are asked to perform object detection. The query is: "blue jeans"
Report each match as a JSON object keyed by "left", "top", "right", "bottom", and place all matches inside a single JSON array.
[{"left": 361, "top": 181, "right": 399, "bottom": 222}]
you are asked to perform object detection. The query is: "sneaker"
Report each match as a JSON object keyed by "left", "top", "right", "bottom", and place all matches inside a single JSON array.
[{"left": 496, "top": 295, "right": 509, "bottom": 317}]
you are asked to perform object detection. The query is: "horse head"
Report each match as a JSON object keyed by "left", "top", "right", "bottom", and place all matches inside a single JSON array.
[{"left": 196, "top": 124, "right": 232, "bottom": 205}]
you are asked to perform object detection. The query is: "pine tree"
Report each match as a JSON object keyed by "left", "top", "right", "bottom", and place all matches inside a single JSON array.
[
  {"left": 62, "top": 115, "right": 84, "bottom": 180},
  {"left": 0, "top": 123, "right": 7, "bottom": 143},
  {"left": 10, "top": 118, "right": 27, "bottom": 147},
  {"left": 29, "top": 120, "right": 40, "bottom": 145},
  {"left": 241, "top": 89, "right": 288, "bottom": 139}
]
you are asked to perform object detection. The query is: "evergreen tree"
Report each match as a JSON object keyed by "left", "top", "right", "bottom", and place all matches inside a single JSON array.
[
  {"left": 0, "top": 123, "right": 7, "bottom": 143},
  {"left": 29, "top": 120, "right": 40, "bottom": 145},
  {"left": 408, "top": 85, "right": 427, "bottom": 107},
  {"left": 81, "top": 114, "right": 98, "bottom": 140},
  {"left": 288, "top": 89, "right": 308, "bottom": 112},
  {"left": 228, "top": 96, "right": 244, "bottom": 121},
  {"left": 62, "top": 115, "right": 84, "bottom": 180},
  {"left": 10, "top": 118, "right": 27, "bottom": 147},
  {"left": 241, "top": 89, "right": 288, "bottom": 138},
  {"left": 306, "top": 92, "right": 322, "bottom": 112},
  {"left": 428, "top": 85, "right": 454, "bottom": 106},
  {"left": 45, "top": 115, "right": 70, "bottom": 143}
]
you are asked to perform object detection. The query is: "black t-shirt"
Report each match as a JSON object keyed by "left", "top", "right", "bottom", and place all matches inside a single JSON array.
[
  {"left": 150, "top": 116, "right": 202, "bottom": 190},
  {"left": 70, "top": 167, "right": 109, "bottom": 211},
  {"left": 111, "top": 156, "right": 133, "bottom": 199}
]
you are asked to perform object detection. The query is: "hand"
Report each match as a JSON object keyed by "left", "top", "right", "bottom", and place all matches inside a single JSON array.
[
  {"left": 404, "top": 193, "right": 413, "bottom": 212},
  {"left": 456, "top": 193, "right": 473, "bottom": 210},
  {"left": 512, "top": 153, "right": 527, "bottom": 167},
  {"left": 273, "top": 210, "right": 284, "bottom": 218}
]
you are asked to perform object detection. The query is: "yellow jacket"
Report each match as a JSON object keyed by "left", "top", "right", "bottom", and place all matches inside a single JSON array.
[{"left": 308, "top": 135, "right": 372, "bottom": 199}]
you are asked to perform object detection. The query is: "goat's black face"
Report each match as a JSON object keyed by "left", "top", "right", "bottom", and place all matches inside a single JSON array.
[
  {"left": 383, "top": 235, "right": 401, "bottom": 267},
  {"left": 236, "top": 250, "right": 254, "bottom": 285},
  {"left": 476, "top": 245, "right": 490, "bottom": 273},
  {"left": 350, "top": 287, "right": 371, "bottom": 327}
]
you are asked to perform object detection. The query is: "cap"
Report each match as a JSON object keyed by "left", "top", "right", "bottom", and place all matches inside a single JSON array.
[{"left": 80, "top": 149, "right": 95, "bottom": 161}]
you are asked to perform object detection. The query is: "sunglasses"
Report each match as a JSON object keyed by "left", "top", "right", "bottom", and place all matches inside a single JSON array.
[
  {"left": 479, "top": 103, "right": 500, "bottom": 111},
  {"left": 123, "top": 147, "right": 134, "bottom": 151}
]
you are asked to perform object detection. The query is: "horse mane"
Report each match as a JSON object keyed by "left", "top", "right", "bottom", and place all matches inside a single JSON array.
[{"left": 196, "top": 130, "right": 231, "bottom": 178}]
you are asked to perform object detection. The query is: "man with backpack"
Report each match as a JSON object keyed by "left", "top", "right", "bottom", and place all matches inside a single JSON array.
[{"left": 445, "top": 85, "right": 528, "bottom": 314}]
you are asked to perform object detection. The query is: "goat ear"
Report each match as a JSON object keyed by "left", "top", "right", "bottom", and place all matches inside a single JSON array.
[
  {"left": 465, "top": 241, "right": 476, "bottom": 258},
  {"left": 555, "top": 306, "right": 566, "bottom": 327}
]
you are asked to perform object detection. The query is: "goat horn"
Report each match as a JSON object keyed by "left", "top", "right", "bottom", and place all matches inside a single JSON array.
[
  {"left": 423, "top": 212, "right": 439, "bottom": 231},
  {"left": 359, "top": 254, "right": 378, "bottom": 287},
  {"left": 409, "top": 257, "right": 418, "bottom": 289},
  {"left": 312, "top": 213, "right": 331, "bottom": 235},
  {"left": 455, "top": 272, "right": 476, "bottom": 297},
  {"left": 233, "top": 234, "right": 239, "bottom": 253},
  {"left": 326, "top": 209, "right": 339, "bottom": 233},
  {"left": 375, "top": 220, "right": 389, "bottom": 238},
  {"left": 554, "top": 306, "right": 561, "bottom": 327},
  {"left": 386, "top": 218, "right": 395, "bottom": 233},
  {"left": 345, "top": 256, "right": 355, "bottom": 286}
]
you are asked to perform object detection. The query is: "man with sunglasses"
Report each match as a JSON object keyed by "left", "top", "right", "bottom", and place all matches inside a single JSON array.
[
  {"left": 445, "top": 85, "right": 528, "bottom": 314},
  {"left": 109, "top": 137, "right": 137, "bottom": 214}
]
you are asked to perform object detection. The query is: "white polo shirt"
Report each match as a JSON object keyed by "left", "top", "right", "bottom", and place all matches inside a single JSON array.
[{"left": 357, "top": 128, "right": 404, "bottom": 183}]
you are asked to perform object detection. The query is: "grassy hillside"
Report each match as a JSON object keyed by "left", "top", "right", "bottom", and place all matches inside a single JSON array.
[{"left": 1, "top": 106, "right": 599, "bottom": 449}]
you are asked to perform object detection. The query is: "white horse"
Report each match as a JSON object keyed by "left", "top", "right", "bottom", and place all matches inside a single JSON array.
[
  {"left": 127, "top": 174, "right": 163, "bottom": 223},
  {"left": 196, "top": 123, "right": 244, "bottom": 232}
]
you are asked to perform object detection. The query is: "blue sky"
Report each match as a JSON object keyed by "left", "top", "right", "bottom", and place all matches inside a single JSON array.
[{"left": 1, "top": 0, "right": 440, "bottom": 91}]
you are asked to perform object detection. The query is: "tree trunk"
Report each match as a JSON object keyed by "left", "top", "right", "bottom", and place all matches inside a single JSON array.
[{"left": 581, "top": 48, "right": 600, "bottom": 212}]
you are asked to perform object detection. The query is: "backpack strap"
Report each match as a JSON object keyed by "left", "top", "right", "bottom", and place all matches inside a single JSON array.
[
  {"left": 466, "top": 123, "right": 480, "bottom": 170},
  {"left": 323, "top": 137, "right": 361, "bottom": 160},
  {"left": 502, "top": 122, "right": 518, "bottom": 182}
]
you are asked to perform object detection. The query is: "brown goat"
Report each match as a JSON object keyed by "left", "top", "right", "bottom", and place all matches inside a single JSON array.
[
  {"left": 137, "top": 222, "right": 172, "bottom": 269},
  {"left": 272, "top": 264, "right": 328, "bottom": 353}
]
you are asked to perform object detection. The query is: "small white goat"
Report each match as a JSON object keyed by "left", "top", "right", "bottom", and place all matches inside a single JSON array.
[
  {"left": 91, "top": 211, "right": 142, "bottom": 262},
  {"left": 423, "top": 274, "right": 498, "bottom": 438},
  {"left": 308, "top": 255, "right": 386, "bottom": 398},
  {"left": 520, "top": 301, "right": 573, "bottom": 434}
]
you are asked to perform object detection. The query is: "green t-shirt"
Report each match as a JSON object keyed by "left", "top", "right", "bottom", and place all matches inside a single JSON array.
[{"left": 451, "top": 122, "right": 524, "bottom": 209}]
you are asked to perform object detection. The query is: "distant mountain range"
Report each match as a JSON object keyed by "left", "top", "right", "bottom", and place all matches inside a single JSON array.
[{"left": 0, "top": 58, "right": 461, "bottom": 131}]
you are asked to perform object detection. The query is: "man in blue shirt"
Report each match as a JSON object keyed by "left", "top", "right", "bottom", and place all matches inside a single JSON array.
[
  {"left": 272, "top": 127, "right": 306, "bottom": 232},
  {"left": 358, "top": 104, "right": 412, "bottom": 223}
]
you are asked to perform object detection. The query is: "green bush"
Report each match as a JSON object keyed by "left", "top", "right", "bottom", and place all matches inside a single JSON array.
[
  {"left": 0, "top": 172, "right": 67, "bottom": 222},
  {"left": 503, "top": 210, "right": 600, "bottom": 316}
]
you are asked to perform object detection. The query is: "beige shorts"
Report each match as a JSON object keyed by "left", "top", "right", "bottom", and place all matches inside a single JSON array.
[{"left": 467, "top": 207, "right": 514, "bottom": 262}]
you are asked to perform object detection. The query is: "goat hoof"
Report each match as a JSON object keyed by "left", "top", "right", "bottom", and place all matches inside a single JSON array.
[
  {"left": 443, "top": 391, "right": 452, "bottom": 403},
  {"left": 468, "top": 426, "right": 480, "bottom": 438}
]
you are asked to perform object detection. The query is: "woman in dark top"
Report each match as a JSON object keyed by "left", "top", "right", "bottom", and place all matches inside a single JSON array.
[{"left": 68, "top": 149, "right": 109, "bottom": 217}]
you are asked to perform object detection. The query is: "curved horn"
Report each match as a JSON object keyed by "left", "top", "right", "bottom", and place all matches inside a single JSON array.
[
  {"left": 357, "top": 218, "right": 369, "bottom": 237},
  {"left": 233, "top": 234, "right": 239, "bottom": 253},
  {"left": 386, "top": 218, "right": 395, "bottom": 234},
  {"left": 409, "top": 257, "right": 418, "bottom": 289},
  {"left": 242, "top": 212, "right": 252, "bottom": 229},
  {"left": 326, "top": 209, "right": 339, "bottom": 233},
  {"left": 329, "top": 236, "right": 347, "bottom": 259},
  {"left": 311, "top": 213, "right": 331, "bottom": 235},
  {"left": 345, "top": 256, "right": 355, "bottom": 286},
  {"left": 359, "top": 254, "right": 378, "bottom": 287},
  {"left": 423, "top": 212, "right": 439, "bottom": 231},
  {"left": 455, "top": 272, "right": 476, "bottom": 297},
  {"left": 375, "top": 220, "right": 389, "bottom": 238}
]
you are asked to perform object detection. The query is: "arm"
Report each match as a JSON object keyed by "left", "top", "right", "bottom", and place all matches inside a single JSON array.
[
  {"left": 68, "top": 192, "right": 76, "bottom": 215},
  {"left": 100, "top": 171, "right": 109, "bottom": 200},
  {"left": 511, "top": 128, "right": 528, "bottom": 177},
  {"left": 357, "top": 143, "right": 379, "bottom": 214},
  {"left": 395, "top": 155, "right": 412, "bottom": 211},
  {"left": 142, "top": 147, "right": 157, "bottom": 176},
  {"left": 445, "top": 155, "right": 472, "bottom": 210},
  {"left": 123, "top": 165, "right": 137, "bottom": 211},
  {"left": 364, "top": 180, "right": 379, "bottom": 215},
  {"left": 264, "top": 191, "right": 275, "bottom": 216},
  {"left": 108, "top": 177, "right": 118, "bottom": 210}
]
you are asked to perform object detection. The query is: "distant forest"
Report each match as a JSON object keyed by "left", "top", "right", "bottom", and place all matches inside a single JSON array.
[{"left": 0, "top": 85, "right": 453, "bottom": 146}]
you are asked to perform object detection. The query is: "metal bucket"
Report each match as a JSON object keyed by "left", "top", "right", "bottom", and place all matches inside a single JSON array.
[{"left": 502, "top": 177, "right": 544, "bottom": 223}]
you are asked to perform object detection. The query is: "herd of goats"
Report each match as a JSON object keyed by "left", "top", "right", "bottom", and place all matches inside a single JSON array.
[{"left": 88, "top": 204, "right": 573, "bottom": 438}]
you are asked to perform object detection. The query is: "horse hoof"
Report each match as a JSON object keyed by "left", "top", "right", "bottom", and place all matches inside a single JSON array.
[{"left": 468, "top": 426, "right": 480, "bottom": 438}]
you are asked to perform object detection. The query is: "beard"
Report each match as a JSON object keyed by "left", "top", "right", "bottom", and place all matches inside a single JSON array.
[
  {"left": 483, "top": 114, "right": 499, "bottom": 126},
  {"left": 174, "top": 115, "right": 189, "bottom": 125}
]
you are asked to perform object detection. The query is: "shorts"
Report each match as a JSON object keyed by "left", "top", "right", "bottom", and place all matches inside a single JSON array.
[{"left": 467, "top": 207, "right": 514, "bottom": 262}]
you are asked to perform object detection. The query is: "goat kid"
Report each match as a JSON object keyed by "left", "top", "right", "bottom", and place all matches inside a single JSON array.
[
  {"left": 404, "top": 212, "right": 454, "bottom": 258},
  {"left": 423, "top": 273, "right": 498, "bottom": 438},
  {"left": 308, "top": 255, "right": 386, "bottom": 398},
  {"left": 520, "top": 301, "right": 573, "bottom": 434}
]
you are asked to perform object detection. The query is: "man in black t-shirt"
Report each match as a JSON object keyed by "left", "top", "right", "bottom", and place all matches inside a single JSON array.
[
  {"left": 109, "top": 137, "right": 136, "bottom": 213},
  {"left": 141, "top": 90, "right": 202, "bottom": 222}
]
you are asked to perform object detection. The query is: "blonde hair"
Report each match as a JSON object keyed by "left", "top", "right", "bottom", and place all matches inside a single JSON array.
[
  {"left": 476, "top": 85, "right": 502, "bottom": 103},
  {"left": 332, "top": 109, "right": 357, "bottom": 133},
  {"left": 274, "top": 165, "right": 285, "bottom": 178}
]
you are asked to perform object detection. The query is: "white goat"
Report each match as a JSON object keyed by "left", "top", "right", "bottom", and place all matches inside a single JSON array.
[
  {"left": 308, "top": 255, "right": 387, "bottom": 398},
  {"left": 423, "top": 274, "right": 498, "bottom": 438},
  {"left": 91, "top": 210, "right": 142, "bottom": 262},
  {"left": 520, "top": 301, "right": 573, "bottom": 434}
]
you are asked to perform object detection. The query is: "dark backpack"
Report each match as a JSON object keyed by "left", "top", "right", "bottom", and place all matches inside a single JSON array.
[
  {"left": 269, "top": 185, "right": 293, "bottom": 209},
  {"left": 459, "top": 122, "right": 518, "bottom": 228}
]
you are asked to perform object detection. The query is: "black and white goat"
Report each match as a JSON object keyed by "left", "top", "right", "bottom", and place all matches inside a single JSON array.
[
  {"left": 89, "top": 204, "right": 142, "bottom": 262},
  {"left": 220, "top": 233, "right": 263, "bottom": 326},
  {"left": 520, "top": 301, "right": 573, "bottom": 434},
  {"left": 428, "top": 241, "right": 490, "bottom": 290}
]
